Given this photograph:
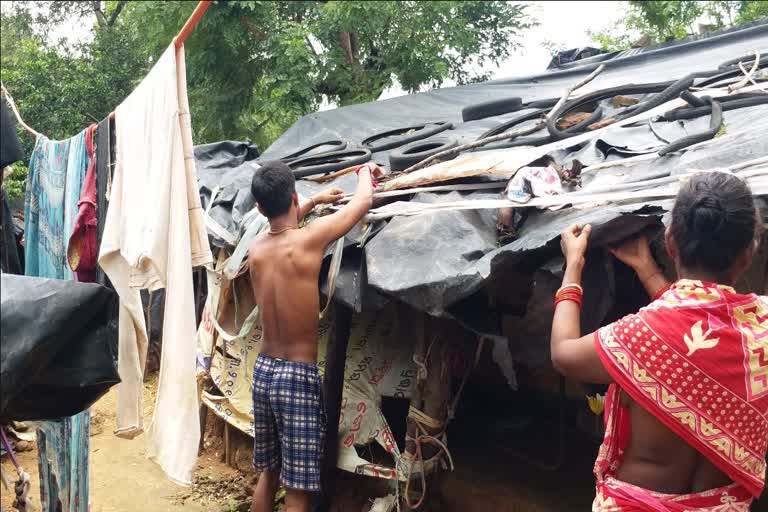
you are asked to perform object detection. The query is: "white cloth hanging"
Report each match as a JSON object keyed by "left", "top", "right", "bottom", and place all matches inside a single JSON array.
[{"left": 99, "top": 42, "right": 212, "bottom": 485}]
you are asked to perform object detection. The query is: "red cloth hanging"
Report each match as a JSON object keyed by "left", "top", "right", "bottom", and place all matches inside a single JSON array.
[{"left": 67, "top": 124, "right": 98, "bottom": 282}]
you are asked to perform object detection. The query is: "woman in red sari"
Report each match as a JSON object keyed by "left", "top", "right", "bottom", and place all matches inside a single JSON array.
[{"left": 551, "top": 171, "right": 766, "bottom": 511}]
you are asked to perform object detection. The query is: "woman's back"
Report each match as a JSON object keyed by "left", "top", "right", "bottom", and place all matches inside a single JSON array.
[
  {"left": 618, "top": 393, "right": 732, "bottom": 494},
  {"left": 550, "top": 172, "right": 766, "bottom": 509}
]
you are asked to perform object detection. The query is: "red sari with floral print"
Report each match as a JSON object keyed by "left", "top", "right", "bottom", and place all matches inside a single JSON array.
[{"left": 592, "top": 280, "right": 768, "bottom": 511}]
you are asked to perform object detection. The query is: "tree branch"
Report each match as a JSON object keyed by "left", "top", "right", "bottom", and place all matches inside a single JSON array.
[
  {"left": 397, "top": 64, "right": 607, "bottom": 175},
  {"left": 304, "top": 35, "right": 319, "bottom": 56},
  {"left": 108, "top": 0, "right": 127, "bottom": 27},
  {"left": 339, "top": 31, "right": 354, "bottom": 65},
  {"left": 545, "top": 64, "right": 606, "bottom": 121},
  {"left": 92, "top": 0, "right": 108, "bottom": 29}
]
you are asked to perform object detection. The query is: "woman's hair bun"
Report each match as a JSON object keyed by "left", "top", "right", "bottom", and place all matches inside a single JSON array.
[{"left": 689, "top": 196, "right": 725, "bottom": 234}]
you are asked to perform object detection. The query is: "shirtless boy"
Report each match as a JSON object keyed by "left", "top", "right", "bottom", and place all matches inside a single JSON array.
[{"left": 247, "top": 160, "right": 381, "bottom": 512}]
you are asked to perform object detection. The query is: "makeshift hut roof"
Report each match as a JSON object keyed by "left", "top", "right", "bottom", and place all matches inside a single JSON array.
[{"left": 195, "top": 20, "right": 768, "bottom": 336}]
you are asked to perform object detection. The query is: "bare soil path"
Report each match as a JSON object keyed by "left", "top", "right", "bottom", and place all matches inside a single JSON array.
[{"left": 1, "top": 379, "right": 237, "bottom": 512}]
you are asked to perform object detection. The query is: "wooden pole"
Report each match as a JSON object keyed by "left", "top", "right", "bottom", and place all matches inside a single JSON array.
[
  {"left": 314, "top": 302, "right": 353, "bottom": 512},
  {"left": 174, "top": 1, "right": 212, "bottom": 48},
  {"left": 224, "top": 422, "right": 232, "bottom": 466},
  {"left": 403, "top": 315, "right": 451, "bottom": 509},
  {"left": 107, "top": 0, "right": 211, "bottom": 120}
]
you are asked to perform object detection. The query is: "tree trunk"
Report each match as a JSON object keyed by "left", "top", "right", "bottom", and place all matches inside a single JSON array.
[{"left": 339, "top": 31, "right": 354, "bottom": 65}]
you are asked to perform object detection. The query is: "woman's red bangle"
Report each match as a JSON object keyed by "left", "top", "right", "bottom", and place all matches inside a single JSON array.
[
  {"left": 554, "top": 285, "right": 583, "bottom": 307},
  {"left": 554, "top": 296, "right": 582, "bottom": 307},
  {"left": 652, "top": 284, "right": 670, "bottom": 301}
]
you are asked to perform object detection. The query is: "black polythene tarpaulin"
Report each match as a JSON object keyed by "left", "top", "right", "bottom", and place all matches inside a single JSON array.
[
  {"left": 193, "top": 21, "right": 768, "bottom": 328},
  {"left": 195, "top": 140, "right": 260, "bottom": 248},
  {"left": 260, "top": 22, "right": 768, "bottom": 162},
  {"left": 196, "top": 22, "right": 768, "bottom": 248},
  {"left": 1, "top": 97, "right": 25, "bottom": 274},
  {"left": 0, "top": 275, "right": 120, "bottom": 421}
]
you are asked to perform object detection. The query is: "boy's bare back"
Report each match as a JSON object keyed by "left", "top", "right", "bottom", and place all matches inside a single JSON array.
[
  {"left": 247, "top": 163, "right": 379, "bottom": 367},
  {"left": 248, "top": 228, "right": 325, "bottom": 364}
]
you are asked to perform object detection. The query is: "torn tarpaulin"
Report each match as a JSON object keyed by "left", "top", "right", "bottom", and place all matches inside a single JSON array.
[
  {"left": 193, "top": 22, "right": 768, "bottom": 326},
  {"left": 195, "top": 140, "right": 260, "bottom": 248},
  {"left": 366, "top": 193, "right": 668, "bottom": 320}
]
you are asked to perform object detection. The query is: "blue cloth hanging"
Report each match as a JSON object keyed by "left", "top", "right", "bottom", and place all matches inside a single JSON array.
[{"left": 24, "top": 131, "right": 92, "bottom": 512}]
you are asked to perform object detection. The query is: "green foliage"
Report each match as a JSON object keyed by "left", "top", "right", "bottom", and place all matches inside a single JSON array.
[
  {"left": 590, "top": 1, "right": 767, "bottom": 52},
  {"left": 707, "top": 1, "right": 768, "bottom": 26},
  {"left": 586, "top": 29, "right": 634, "bottom": 53},
  {"left": 3, "top": 161, "right": 28, "bottom": 199},
  {"left": 2, "top": 1, "right": 533, "bottom": 153},
  {"left": 311, "top": 1, "right": 533, "bottom": 100},
  {"left": 1, "top": 3, "right": 148, "bottom": 156},
  {"left": 126, "top": 1, "right": 533, "bottom": 147},
  {"left": 630, "top": 0, "right": 704, "bottom": 41}
]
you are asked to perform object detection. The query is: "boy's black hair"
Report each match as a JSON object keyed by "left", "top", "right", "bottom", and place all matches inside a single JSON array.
[
  {"left": 670, "top": 172, "right": 757, "bottom": 273},
  {"left": 251, "top": 160, "right": 296, "bottom": 218}
]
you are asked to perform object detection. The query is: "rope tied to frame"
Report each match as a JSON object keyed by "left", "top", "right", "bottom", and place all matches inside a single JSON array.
[
  {"left": 412, "top": 335, "right": 438, "bottom": 383},
  {"left": 0, "top": 427, "right": 33, "bottom": 511},
  {"left": 403, "top": 406, "right": 455, "bottom": 510}
]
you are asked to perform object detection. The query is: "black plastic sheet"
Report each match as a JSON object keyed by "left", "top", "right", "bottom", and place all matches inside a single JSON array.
[
  {"left": 195, "top": 140, "right": 260, "bottom": 248},
  {"left": 261, "top": 23, "right": 767, "bottom": 162},
  {"left": 1, "top": 191, "right": 22, "bottom": 275},
  {"left": 0, "top": 275, "right": 120, "bottom": 421},
  {"left": 193, "top": 21, "right": 768, "bottom": 327},
  {"left": 547, "top": 47, "right": 606, "bottom": 70}
]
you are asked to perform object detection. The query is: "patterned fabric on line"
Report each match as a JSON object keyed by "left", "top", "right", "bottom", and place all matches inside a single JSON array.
[
  {"left": 24, "top": 131, "right": 93, "bottom": 512},
  {"left": 67, "top": 124, "right": 98, "bottom": 282},
  {"left": 36, "top": 413, "right": 90, "bottom": 512},
  {"left": 24, "top": 136, "right": 70, "bottom": 279},
  {"left": 252, "top": 353, "right": 325, "bottom": 492}
]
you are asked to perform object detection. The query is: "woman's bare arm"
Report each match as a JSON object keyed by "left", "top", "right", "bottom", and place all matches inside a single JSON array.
[
  {"left": 608, "top": 235, "right": 672, "bottom": 299},
  {"left": 550, "top": 224, "right": 613, "bottom": 384}
]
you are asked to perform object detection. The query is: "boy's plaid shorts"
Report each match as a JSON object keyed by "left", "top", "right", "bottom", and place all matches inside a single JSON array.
[{"left": 252, "top": 352, "right": 325, "bottom": 492}]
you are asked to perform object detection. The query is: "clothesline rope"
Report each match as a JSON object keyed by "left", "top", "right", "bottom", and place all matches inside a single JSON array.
[
  {"left": 1, "top": 82, "right": 42, "bottom": 138},
  {"left": 2, "top": 0, "right": 211, "bottom": 134}
]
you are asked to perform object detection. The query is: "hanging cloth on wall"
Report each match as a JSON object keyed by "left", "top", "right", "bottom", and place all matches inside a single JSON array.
[
  {"left": 99, "top": 42, "right": 212, "bottom": 485},
  {"left": 24, "top": 129, "right": 93, "bottom": 512}
]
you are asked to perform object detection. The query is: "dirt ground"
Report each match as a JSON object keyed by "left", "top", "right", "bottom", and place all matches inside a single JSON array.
[
  {"left": 4, "top": 377, "right": 767, "bottom": 512},
  {"left": 1, "top": 378, "right": 239, "bottom": 512}
]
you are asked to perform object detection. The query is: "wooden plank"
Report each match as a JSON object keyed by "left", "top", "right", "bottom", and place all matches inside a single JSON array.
[
  {"left": 198, "top": 400, "right": 208, "bottom": 455},
  {"left": 224, "top": 421, "right": 231, "bottom": 466},
  {"left": 314, "top": 302, "right": 353, "bottom": 512}
]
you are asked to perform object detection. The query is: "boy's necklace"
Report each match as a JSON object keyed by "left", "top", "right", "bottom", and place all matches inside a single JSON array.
[{"left": 268, "top": 225, "right": 298, "bottom": 235}]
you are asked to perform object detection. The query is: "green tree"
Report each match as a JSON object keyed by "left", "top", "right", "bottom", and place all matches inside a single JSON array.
[
  {"left": 706, "top": 0, "right": 768, "bottom": 26},
  {"left": 1, "top": 2, "right": 148, "bottom": 197},
  {"left": 590, "top": 0, "right": 767, "bottom": 51},
  {"left": 125, "top": 1, "right": 534, "bottom": 148},
  {"left": 2, "top": 0, "right": 534, "bottom": 193}
]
